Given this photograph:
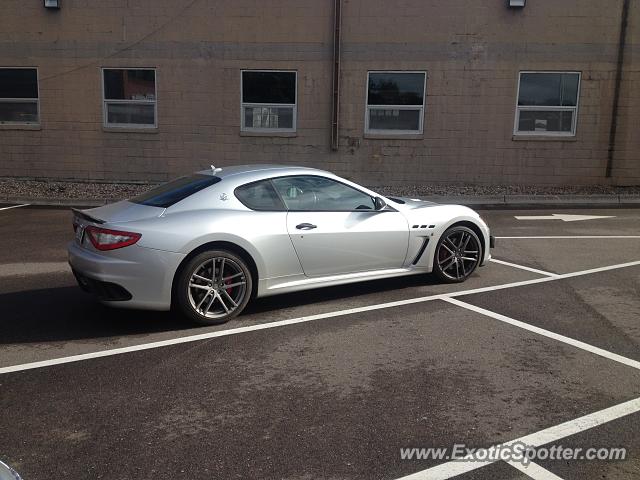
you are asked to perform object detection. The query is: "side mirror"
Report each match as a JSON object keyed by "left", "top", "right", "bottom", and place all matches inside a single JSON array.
[{"left": 374, "top": 197, "right": 387, "bottom": 211}]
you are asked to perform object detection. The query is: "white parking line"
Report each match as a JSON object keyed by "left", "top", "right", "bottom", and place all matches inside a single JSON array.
[
  {"left": 490, "top": 259, "right": 559, "bottom": 278},
  {"left": 0, "top": 203, "right": 30, "bottom": 211},
  {"left": 507, "top": 461, "right": 565, "bottom": 480},
  {"left": 394, "top": 396, "right": 640, "bottom": 480},
  {"left": 497, "top": 236, "right": 640, "bottom": 239},
  {"left": 443, "top": 297, "right": 640, "bottom": 371},
  {"left": 2, "top": 259, "right": 640, "bottom": 375}
]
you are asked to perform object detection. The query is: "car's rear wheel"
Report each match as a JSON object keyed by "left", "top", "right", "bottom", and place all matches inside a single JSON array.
[
  {"left": 176, "top": 250, "right": 252, "bottom": 325},
  {"left": 433, "top": 226, "right": 481, "bottom": 283}
]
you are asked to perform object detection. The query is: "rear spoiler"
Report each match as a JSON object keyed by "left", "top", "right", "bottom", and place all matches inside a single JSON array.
[{"left": 71, "top": 208, "right": 105, "bottom": 225}]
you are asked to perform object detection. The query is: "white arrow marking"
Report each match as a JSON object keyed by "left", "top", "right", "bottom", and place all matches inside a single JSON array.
[{"left": 514, "top": 214, "right": 616, "bottom": 222}]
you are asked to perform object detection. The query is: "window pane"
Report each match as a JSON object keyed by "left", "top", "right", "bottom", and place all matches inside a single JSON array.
[
  {"left": 131, "top": 174, "right": 221, "bottom": 208},
  {"left": 561, "top": 74, "right": 579, "bottom": 106},
  {"left": 242, "top": 71, "right": 296, "bottom": 104},
  {"left": 106, "top": 103, "right": 155, "bottom": 126},
  {"left": 0, "top": 69, "right": 38, "bottom": 99},
  {"left": 244, "top": 106, "right": 293, "bottom": 129},
  {"left": 368, "top": 73, "right": 424, "bottom": 106},
  {"left": 517, "top": 110, "right": 574, "bottom": 133},
  {"left": 272, "top": 176, "right": 375, "bottom": 212},
  {"left": 518, "top": 73, "right": 579, "bottom": 107},
  {"left": 104, "top": 69, "right": 155, "bottom": 100},
  {"left": 0, "top": 101, "right": 38, "bottom": 123},
  {"left": 235, "top": 180, "right": 285, "bottom": 211},
  {"left": 368, "top": 108, "right": 421, "bottom": 131}
]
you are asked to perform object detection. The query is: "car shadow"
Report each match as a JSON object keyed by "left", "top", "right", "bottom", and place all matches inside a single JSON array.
[
  {"left": 0, "top": 274, "right": 437, "bottom": 344},
  {"left": 246, "top": 273, "right": 435, "bottom": 314}
]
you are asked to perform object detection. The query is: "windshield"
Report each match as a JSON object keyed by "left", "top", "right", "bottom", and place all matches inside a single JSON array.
[{"left": 131, "top": 174, "right": 220, "bottom": 208}]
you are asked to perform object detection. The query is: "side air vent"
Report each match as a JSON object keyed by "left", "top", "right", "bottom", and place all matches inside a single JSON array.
[{"left": 412, "top": 238, "right": 430, "bottom": 265}]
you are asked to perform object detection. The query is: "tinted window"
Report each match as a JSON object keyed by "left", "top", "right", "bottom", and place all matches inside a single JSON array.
[
  {"left": 235, "top": 180, "right": 285, "bottom": 211},
  {"left": 272, "top": 176, "right": 375, "bottom": 211},
  {"left": 368, "top": 73, "right": 425, "bottom": 106},
  {"left": 104, "top": 69, "right": 156, "bottom": 100},
  {"left": 518, "top": 73, "right": 579, "bottom": 107},
  {"left": 131, "top": 174, "right": 220, "bottom": 208},
  {"left": 242, "top": 71, "right": 296, "bottom": 104},
  {"left": 0, "top": 69, "right": 38, "bottom": 99}
]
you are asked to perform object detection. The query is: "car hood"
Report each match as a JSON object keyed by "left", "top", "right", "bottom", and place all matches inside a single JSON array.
[
  {"left": 81, "top": 200, "right": 165, "bottom": 224},
  {"left": 387, "top": 196, "right": 439, "bottom": 210}
]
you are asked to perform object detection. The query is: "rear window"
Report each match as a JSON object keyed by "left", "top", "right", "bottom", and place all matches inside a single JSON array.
[{"left": 131, "top": 174, "right": 220, "bottom": 208}]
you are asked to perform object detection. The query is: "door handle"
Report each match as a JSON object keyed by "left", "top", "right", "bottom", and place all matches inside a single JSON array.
[{"left": 296, "top": 223, "right": 317, "bottom": 230}]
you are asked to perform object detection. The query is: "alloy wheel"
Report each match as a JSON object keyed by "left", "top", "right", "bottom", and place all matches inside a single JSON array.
[
  {"left": 436, "top": 229, "right": 480, "bottom": 281},
  {"left": 187, "top": 257, "right": 247, "bottom": 319}
]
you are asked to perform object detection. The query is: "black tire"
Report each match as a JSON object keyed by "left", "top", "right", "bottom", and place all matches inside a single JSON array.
[
  {"left": 433, "top": 226, "right": 482, "bottom": 283},
  {"left": 175, "top": 249, "right": 253, "bottom": 325}
]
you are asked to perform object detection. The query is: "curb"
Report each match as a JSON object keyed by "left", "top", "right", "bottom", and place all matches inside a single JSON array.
[
  {"left": 424, "top": 194, "right": 640, "bottom": 209},
  {"left": 2, "top": 194, "right": 640, "bottom": 209}
]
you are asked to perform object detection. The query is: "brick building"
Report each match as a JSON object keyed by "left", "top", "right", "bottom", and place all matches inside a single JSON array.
[{"left": 0, "top": 0, "right": 638, "bottom": 186}]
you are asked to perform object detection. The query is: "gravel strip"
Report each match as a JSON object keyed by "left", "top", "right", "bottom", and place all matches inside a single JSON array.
[
  {"left": 0, "top": 178, "right": 639, "bottom": 202},
  {"left": 0, "top": 179, "right": 154, "bottom": 201},
  {"left": 374, "top": 184, "right": 640, "bottom": 197}
]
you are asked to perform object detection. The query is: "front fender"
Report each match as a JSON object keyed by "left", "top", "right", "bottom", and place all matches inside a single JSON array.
[{"left": 406, "top": 205, "right": 490, "bottom": 271}]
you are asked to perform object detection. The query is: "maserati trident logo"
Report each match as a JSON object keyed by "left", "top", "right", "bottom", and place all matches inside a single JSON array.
[{"left": 220, "top": 193, "right": 229, "bottom": 201}]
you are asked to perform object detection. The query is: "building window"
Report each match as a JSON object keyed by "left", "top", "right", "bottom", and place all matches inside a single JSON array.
[
  {"left": 102, "top": 68, "right": 157, "bottom": 128},
  {"left": 365, "top": 71, "right": 426, "bottom": 135},
  {"left": 0, "top": 68, "right": 39, "bottom": 125},
  {"left": 241, "top": 70, "right": 297, "bottom": 133},
  {"left": 515, "top": 72, "right": 581, "bottom": 136}
]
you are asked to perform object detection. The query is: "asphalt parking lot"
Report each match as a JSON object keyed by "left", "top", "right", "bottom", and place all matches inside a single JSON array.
[{"left": 1, "top": 205, "right": 640, "bottom": 479}]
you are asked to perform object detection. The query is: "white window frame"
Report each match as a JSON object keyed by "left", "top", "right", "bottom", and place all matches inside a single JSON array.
[
  {"left": 101, "top": 68, "right": 157, "bottom": 129},
  {"left": 0, "top": 67, "right": 40, "bottom": 125},
  {"left": 513, "top": 71, "right": 581, "bottom": 137},
  {"left": 365, "top": 70, "right": 427, "bottom": 135},
  {"left": 240, "top": 69, "right": 297, "bottom": 133}
]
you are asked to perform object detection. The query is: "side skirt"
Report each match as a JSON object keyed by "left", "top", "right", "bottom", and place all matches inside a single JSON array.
[{"left": 258, "top": 266, "right": 430, "bottom": 298}]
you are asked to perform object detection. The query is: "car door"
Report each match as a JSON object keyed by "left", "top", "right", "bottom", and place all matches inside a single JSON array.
[{"left": 272, "top": 175, "right": 410, "bottom": 277}]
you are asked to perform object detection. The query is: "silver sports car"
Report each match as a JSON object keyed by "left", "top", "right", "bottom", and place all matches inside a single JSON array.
[{"left": 68, "top": 165, "right": 494, "bottom": 324}]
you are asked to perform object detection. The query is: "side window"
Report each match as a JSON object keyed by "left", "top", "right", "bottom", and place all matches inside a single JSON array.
[
  {"left": 235, "top": 180, "right": 285, "bottom": 211},
  {"left": 515, "top": 72, "right": 580, "bottom": 136},
  {"left": 0, "top": 68, "right": 39, "bottom": 125},
  {"left": 241, "top": 70, "right": 297, "bottom": 133},
  {"left": 271, "top": 176, "right": 375, "bottom": 212},
  {"left": 366, "top": 71, "right": 426, "bottom": 135},
  {"left": 103, "top": 68, "right": 157, "bottom": 128}
]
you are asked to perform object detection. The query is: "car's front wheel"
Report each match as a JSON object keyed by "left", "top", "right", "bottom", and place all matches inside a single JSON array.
[
  {"left": 176, "top": 250, "right": 253, "bottom": 325},
  {"left": 433, "top": 226, "right": 481, "bottom": 283}
]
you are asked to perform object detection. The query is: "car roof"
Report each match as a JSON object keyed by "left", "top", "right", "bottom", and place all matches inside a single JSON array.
[{"left": 195, "top": 164, "right": 332, "bottom": 182}]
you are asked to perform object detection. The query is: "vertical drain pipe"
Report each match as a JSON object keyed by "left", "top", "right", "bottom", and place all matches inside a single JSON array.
[
  {"left": 606, "top": 0, "right": 630, "bottom": 178},
  {"left": 331, "top": 0, "right": 342, "bottom": 151}
]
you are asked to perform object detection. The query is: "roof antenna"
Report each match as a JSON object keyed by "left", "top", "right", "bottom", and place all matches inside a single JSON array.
[{"left": 211, "top": 164, "right": 222, "bottom": 174}]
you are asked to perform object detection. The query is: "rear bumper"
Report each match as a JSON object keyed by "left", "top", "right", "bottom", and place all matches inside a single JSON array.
[
  {"left": 72, "top": 269, "right": 132, "bottom": 301},
  {"left": 67, "top": 242, "right": 186, "bottom": 311}
]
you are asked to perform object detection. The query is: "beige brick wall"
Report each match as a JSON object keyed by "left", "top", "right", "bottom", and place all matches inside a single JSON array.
[{"left": 0, "top": 0, "right": 637, "bottom": 186}]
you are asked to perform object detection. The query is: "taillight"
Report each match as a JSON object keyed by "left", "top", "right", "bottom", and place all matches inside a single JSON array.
[{"left": 85, "top": 226, "right": 141, "bottom": 251}]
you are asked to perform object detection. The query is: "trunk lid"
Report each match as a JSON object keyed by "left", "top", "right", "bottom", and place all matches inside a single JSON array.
[{"left": 77, "top": 201, "right": 165, "bottom": 224}]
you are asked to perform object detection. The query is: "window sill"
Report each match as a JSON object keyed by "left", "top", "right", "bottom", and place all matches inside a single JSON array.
[
  {"left": 102, "top": 126, "right": 159, "bottom": 134},
  {"left": 240, "top": 131, "right": 297, "bottom": 138},
  {"left": 512, "top": 134, "right": 577, "bottom": 142},
  {"left": 364, "top": 133, "right": 424, "bottom": 140},
  {"left": 0, "top": 123, "right": 41, "bottom": 131}
]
